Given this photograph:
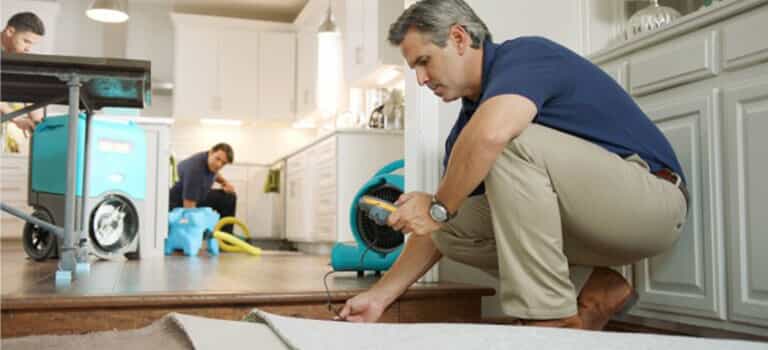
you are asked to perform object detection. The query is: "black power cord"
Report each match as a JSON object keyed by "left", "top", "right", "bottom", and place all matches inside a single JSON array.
[{"left": 323, "top": 238, "right": 377, "bottom": 319}]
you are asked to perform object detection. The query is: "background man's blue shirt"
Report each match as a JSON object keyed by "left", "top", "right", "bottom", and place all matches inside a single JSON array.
[
  {"left": 445, "top": 37, "right": 685, "bottom": 196},
  {"left": 169, "top": 151, "right": 216, "bottom": 209}
]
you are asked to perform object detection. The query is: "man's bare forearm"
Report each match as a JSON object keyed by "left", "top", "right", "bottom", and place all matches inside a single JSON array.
[{"left": 368, "top": 235, "right": 442, "bottom": 305}]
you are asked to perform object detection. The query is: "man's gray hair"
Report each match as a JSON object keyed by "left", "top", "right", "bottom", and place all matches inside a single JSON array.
[{"left": 388, "top": 0, "right": 491, "bottom": 48}]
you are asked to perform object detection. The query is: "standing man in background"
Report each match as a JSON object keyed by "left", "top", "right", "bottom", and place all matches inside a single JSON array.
[
  {"left": 169, "top": 143, "right": 238, "bottom": 233},
  {"left": 1, "top": 12, "right": 46, "bottom": 134},
  {"left": 340, "top": 0, "right": 687, "bottom": 330}
]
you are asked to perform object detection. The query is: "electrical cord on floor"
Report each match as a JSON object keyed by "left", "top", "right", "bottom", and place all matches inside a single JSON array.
[{"left": 324, "top": 238, "right": 376, "bottom": 320}]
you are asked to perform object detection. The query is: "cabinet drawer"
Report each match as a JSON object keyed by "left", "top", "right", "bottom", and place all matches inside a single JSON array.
[
  {"left": 0, "top": 176, "right": 28, "bottom": 202},
  {"left": 314, "top": 191, "right": 336, "bottom": 215},
  {"left": 599, "top": 61, "right": 628, "bottom": 91},
  {"left": 311, "top": 136, "right": 336, "bottom": 156},
  {"left": 287, "top": 153, "right": 307, "bottom": 173},
  {"left": 313, "top": 211, "right": 336, "bottom": 241},
  {"left": 0, "top": 156, "right": 28, "bottom": 177},
  {"left": 722, "top": 6, "right": 768, "bottom": 71},
  {"left": 629, "top": 30, "right": 719, "bottom": 96},
  {"left": 315, "top": 178, "right": 336, "bottom": 195},
  {"left": 314, "top": 165, "right": 336, "bottom": 185}
]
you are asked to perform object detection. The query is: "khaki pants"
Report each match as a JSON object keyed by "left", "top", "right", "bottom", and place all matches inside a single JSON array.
[{"left": 431, "top": 124, "right": 687, "bottom": 319}]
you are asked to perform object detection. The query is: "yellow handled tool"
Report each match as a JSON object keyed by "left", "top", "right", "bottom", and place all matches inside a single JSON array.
[{"left": 358, "top": 196, "right": 398, "bottom": 226}]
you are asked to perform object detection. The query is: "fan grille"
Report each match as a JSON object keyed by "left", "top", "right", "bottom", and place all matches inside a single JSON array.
[{"left": 356, "top": 183, "right": 404, "bottom": 253}]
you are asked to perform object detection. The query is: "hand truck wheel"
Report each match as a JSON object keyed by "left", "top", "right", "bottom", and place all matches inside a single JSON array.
[{"left": 22, "top": 209, "right": 58, "bottom": 261}]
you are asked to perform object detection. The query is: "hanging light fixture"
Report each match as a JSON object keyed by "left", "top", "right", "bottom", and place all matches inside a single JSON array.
[
  {"left": 317, "top": 1, "right": 342, "bottom": 118},
  {"left": 86, "top": 0, "right": 130, "bottom": 23},
  {"left": 317, "top": 4, "right": 339, "bottom": 37}
]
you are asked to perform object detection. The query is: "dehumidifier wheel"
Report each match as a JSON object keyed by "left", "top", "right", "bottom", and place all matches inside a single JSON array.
[
  {"left": 88, "top": 194, "right": 139, "bottom": 257},
  {"left": 22, "top": 209, "right": 57, "bottom": 261}
]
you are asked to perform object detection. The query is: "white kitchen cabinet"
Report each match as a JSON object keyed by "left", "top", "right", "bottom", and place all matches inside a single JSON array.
[
  {"left": 723, "top": 80, "right": 768, "bottom": 328},
  {"left": 343, "top": 0, "right": 404, "bottom": 87},
  {"left": 216, "top": 163, "right": 276, "bottom": 239},
  {"left": 285, "top": 152, "right": 312, "bottom": 242},
  {"left": 258, "top": 32, "right": 297, "bottom": 120},
  {"left": 636, "top": 89, "right": 725, "bottom": 321},
  {"left": 284, "top": 131, "right": 404, "bottom": 249},
  {"left": 246, "top": 166, "right": 278, "bottom": 239},
  {"left": 295, "top": 29, "right": 318, "bottom": 117},
  {"left": 219, "top": 28, "right": 261, "bottom": 119},
  {"left": 172, "top": 14, "right": 295, "bottom": 121},
  {"left": 173, "top": 24, "right": 218, "bottom": 119},
  {"left": 590, "top": 1, "right": 768, "bottom": 336}
]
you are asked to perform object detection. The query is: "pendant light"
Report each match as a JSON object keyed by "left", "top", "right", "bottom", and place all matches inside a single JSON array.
[
  {"left": 317, "top": 4, "right": 339, "bottom": 37},
  {"left": 316, "top": 1, "right": 341, "bottom": 118},
  {"left": 86, "top": 0, "right": 129, "bottom": 23}
]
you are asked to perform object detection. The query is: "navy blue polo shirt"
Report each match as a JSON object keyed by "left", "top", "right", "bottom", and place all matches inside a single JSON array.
[
  {"left": 169, "top": 151, "right": 217, "bottom": 209},
  {"left": 445, "top": 37, "right": 685, "bottom": 196}
]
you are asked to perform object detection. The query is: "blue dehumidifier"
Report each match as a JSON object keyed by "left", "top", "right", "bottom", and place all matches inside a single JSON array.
[
  {"left": 330, "top": 159, "right": 405, "bottom": 275},
  {"left": 23, "top": 114, "right": 147, "bottom": 261}
]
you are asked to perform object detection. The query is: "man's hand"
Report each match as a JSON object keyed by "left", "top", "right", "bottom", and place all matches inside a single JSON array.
[
  {"left": 338, "top": 291, "right": 388, "bottom": 323},
  {"left": 11, "top": 116, "right": 37, "bottom": 135},
  {"left": 222, "top": 182, "right": 236, "bottom": 193},
  {"left": 387, "top": 191, "right": 441, "bottom": 236}
]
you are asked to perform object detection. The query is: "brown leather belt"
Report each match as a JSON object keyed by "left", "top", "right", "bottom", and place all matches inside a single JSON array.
[{"left": 654, "top": 168, "right": 689, "bottom": 208}]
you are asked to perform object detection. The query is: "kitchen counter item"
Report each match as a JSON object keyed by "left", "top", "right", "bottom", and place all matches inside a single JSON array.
[{"left": 626, "top": 0, "right": 681, "bottom": 40}]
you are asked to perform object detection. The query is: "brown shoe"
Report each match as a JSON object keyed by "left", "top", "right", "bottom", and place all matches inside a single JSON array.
[
  {"left": 521, "top": 314, "right": 584, "bottom": 329},
  {"left": 577, "top": 267, "right": 638, "bottom": 330}
]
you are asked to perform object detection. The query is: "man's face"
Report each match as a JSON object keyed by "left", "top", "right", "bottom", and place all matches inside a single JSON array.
[
  {"left": 207, "top": 150, "right": 229, "bottom": 173},
  {"left": 400, "top": 28, "right": 465, "bottom": 103},
  {"left": 3, "top": 27, "right": 41, "bottom": 53}
]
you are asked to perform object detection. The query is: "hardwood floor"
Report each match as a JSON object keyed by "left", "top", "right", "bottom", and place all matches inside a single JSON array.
[
  {"left": 1, "top": 239, "right": 493, "bottom": 337},
  {"left": 4, "top": 240, "right": 764, "bottom": 342}
]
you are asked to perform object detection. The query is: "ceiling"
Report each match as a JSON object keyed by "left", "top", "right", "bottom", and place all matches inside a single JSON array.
[{"left": 131, "top": 0, "right": 309, "bottom": 22}]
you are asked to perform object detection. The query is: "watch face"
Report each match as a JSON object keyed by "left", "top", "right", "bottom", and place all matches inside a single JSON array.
[{"left": 430, "top": 203, "right": 448, "bottom": 222}]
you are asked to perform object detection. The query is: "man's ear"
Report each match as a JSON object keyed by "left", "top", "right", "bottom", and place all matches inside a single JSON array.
[
  {"left": 450, "top": 24, "right": 469, "bottom": 55},
  {"left": 4, "top": 26, "right": 14, "bottom": 37}
]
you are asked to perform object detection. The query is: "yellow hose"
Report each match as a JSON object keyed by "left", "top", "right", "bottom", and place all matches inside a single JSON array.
[
  {"left": 213, "top": 231, "right": 261, "bottom": 256},
  {"left": 213, "top": 217, "right": 260, "bottom": 254}
]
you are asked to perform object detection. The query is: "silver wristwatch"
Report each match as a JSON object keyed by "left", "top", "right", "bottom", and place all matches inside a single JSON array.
[{"left": 429, "top": 197, "right": 455, "bottom": 223}]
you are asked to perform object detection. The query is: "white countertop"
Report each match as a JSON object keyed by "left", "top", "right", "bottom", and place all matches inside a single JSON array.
[
  {"left": 96, "top": 115, "right": 175, "bottom": 125},
  {"left": 270, "top": 128, "right": 404, "bottom": 165},
  {"left": 589, "top": 0, "right": 768, "bottom": 64}
]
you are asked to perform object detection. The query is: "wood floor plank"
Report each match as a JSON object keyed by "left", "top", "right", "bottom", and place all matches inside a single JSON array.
[{"left": 2, "top": 239, "right": 494, "bottom": 337}]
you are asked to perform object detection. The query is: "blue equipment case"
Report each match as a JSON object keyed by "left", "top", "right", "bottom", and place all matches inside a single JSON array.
[{"left": 24, "top": 114, "right": 147, "bottom": 260}]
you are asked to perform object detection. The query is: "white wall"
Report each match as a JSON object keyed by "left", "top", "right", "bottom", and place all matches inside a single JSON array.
[
  {"left": 52, "top": 0, "right": 107, "bottom": 56},
  {"left": 169, "top": 122, "right": 318, "bottom": 165}
]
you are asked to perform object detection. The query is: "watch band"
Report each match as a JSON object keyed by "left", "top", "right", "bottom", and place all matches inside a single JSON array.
[{"left": 433, "top": 196, "right": 457, "bottom": 220}]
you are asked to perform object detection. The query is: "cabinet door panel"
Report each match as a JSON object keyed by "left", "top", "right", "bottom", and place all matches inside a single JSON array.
[
  {"left": 296, "top": 30, "right": 318, "bottom": 116},
  {"left": 286, "top": 154, "right": 311, "bottom": 242},
  {"left": 258, "top": 32, "right": 296, "bottom": 120},
  {"left": 722, "top": 6, "right": 768, "bottom": 72},
  {"left": 634, "top": 92, "right": 725, "bottom": 320},
  {"left": 246, "top": 167, "right": 274, "bottom": 239},
  {"left": 723, "top": 81, "right": 768, "bottom": 327},
  {"left": 174, "top": 26, "right": 217, "bottom": 119},
  {"left": 629, "top": 31, "right": 719, "bottom": 97},
  {"left": 229, "top": 179, "right": 248, "bottom": 236},
  {"left": 220, "top": 29, "right": 260, "bottom": 119}
]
